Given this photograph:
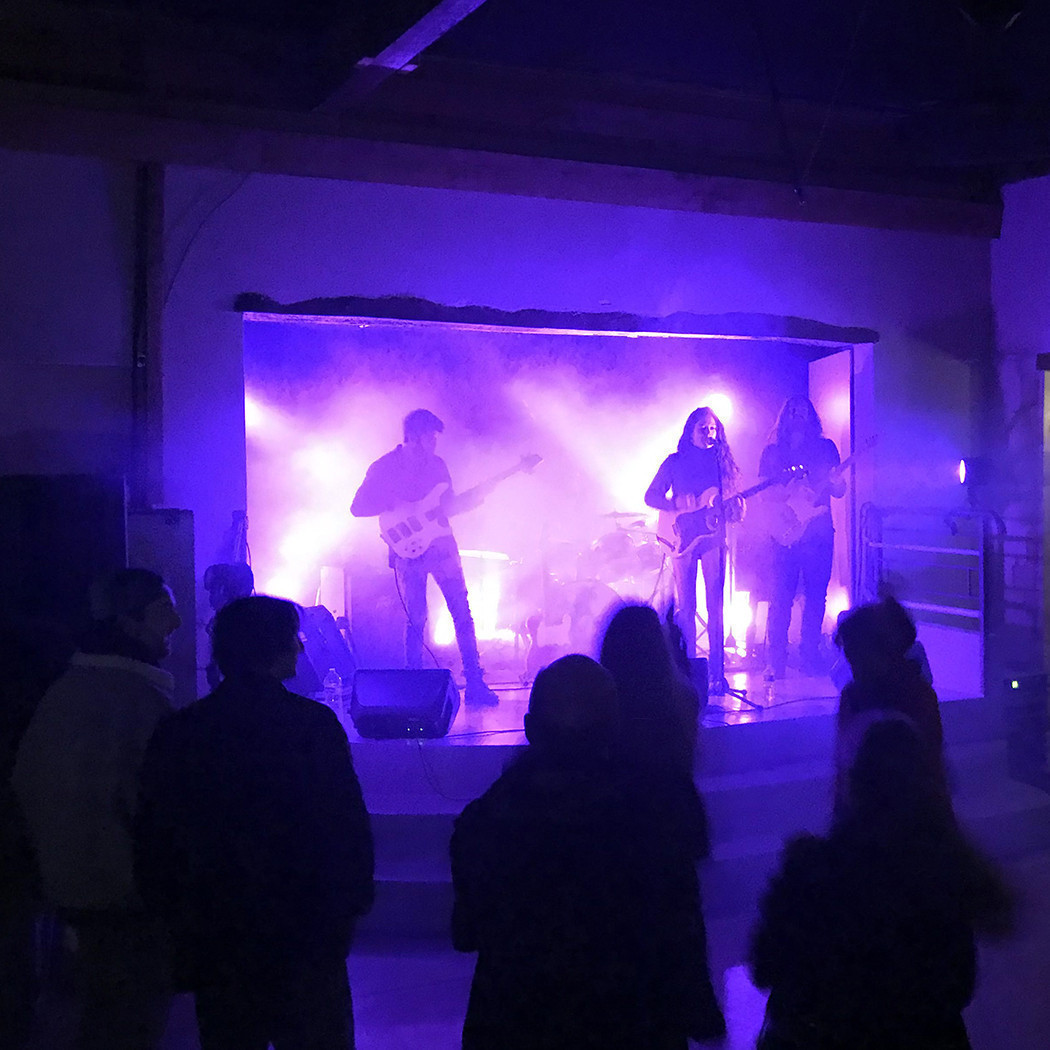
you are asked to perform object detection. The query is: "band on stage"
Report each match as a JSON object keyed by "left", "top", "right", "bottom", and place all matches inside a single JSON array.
[{"left": 350, "top": 397, "right": 847, "bottom": 695}]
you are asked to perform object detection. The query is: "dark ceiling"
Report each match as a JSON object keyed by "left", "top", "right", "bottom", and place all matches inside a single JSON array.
[{"left": 1, "top": 0, "right": 1047, "bottom": 217}]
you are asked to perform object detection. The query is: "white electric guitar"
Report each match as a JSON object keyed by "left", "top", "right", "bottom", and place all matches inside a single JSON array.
[
  {"left": 379, "top": 454, "right": 542, "bottom": 559},
  {"left": 771, "top": 435, "right": 877, "bottom": 546}
]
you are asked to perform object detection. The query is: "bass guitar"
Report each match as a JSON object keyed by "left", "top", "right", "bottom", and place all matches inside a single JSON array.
[
  {"left": 657, "top": 465, "right": 806, "bottom": 560},
  {"left": 379, "top": 453, "right": 542, "bottom": 559}
]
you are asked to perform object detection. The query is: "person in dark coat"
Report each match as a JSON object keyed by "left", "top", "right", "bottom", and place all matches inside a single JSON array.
[
  {"left": 135, "top": 595, "right": 374, "bottom": 1050},
  {"left": 451, "top": 654, "right": 723, "bottom": 1050},
  {"left": 597, "top": 603, "right": 724, "bottom": 1043},
  {"left": 749, "top": 716, "right": 1012, "bottom": 1050}
]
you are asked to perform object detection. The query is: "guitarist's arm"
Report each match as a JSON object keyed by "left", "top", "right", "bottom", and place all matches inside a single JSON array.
[
  {"left": 350, "top": 461, "right": 394, "bottom": 517},
  {"left": 645, "top": 456, "right": 682, "bottom": 512},
  {"left": 814, "top": 439, "right": 846, "bottom": 501},
  {"left": 442, "top": 483, "right": 481, "bottom": 517},
  {"left": 757, "top": 444, "right": 792, "bottom": 503},
  {"left": 826, "top": 441, "right": 846, "bottom": 499}
]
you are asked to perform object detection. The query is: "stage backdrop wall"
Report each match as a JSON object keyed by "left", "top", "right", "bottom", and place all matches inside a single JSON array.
[{"left": 163, "top": 167, "right": 988, "bottom": 579}]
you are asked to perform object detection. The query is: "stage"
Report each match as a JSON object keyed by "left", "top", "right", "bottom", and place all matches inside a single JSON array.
[{"left": 342, "top": 661, "right": 992, "bottom": 940}]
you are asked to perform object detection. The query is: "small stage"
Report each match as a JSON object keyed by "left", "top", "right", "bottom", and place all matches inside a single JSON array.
[{"left": 345, "top": 664, "right": 998, "bottom": 940}]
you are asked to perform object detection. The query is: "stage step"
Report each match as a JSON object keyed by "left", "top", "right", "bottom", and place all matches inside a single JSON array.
[{"left": 354, "top": 698, "right": 1050, "bottom": 939}]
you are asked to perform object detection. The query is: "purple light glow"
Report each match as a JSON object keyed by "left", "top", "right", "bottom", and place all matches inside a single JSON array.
[{"left": 243, "top": 315, "right": 848, "bottom": 663}]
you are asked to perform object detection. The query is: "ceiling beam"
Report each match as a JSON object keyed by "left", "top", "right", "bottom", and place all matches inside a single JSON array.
[
  {"left": 0, "top": 82, "right": 1001, "bottom": 236},
  {"left": 319, "top": 0, "right": 490, "bottom": 111}
]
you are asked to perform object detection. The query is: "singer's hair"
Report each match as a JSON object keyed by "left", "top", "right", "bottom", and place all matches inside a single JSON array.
[{"left": 677, "top": 406, "right": 739, "bottom": 482}]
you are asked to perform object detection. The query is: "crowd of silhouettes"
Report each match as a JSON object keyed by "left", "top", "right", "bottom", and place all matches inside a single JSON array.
[{"left": 0, "top": 572, "right": 1015, "bottom": 1050}]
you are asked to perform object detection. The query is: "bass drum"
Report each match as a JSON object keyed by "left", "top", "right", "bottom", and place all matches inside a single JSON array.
[{"left": 584, "top": 529, "right": 668, "bottom": 605}]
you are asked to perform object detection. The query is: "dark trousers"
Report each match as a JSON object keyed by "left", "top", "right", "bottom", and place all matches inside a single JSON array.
[
  {"left": 195, "top": 960, "right": 354, "bottom": 1050},
  {"left": 395, "top": 535, "right": 483, "bottom": 679},
  {"left": 64, "top": 911, "right": 172, "bottom": 1050},
  {"left": 767, "top": 529, "right": 834, "bottom": 672},
  {"left": 671, "top": 540, "right": 724, "bottom": 681},
  {"left": 0, "top": 907, "right": 37, "bottom": 1050}
]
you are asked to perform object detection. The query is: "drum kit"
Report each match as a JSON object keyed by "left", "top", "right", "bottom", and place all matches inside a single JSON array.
[{"left": 506, "top": 511, "right": 673, "bottom": 680}]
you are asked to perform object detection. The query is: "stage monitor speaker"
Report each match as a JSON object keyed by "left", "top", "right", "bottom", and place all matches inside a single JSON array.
[
  {"left": 351, "top": 669, "right": 459, "bottom": 739},
  {"left": 288, "top": 605, "right": 357, "bottom": 698}
]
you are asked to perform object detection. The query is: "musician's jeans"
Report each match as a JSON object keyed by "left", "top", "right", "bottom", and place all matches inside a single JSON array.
[
  {"left": 672, "top": 538, "right": 724, "bottom": 681},
  {"left": 395, "top": 536, "right": 483, "bottom": 679},
  {"left": 768, "top": 526, "right": 834, "bottom": 673}
]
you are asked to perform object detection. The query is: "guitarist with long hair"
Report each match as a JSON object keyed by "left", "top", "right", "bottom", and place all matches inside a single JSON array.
[
  {"left": 351, "top": 409, "right": 500, "bottom": 707},
  {"left": 759, "top": 395, "right": 845, "bottom": 679},
  {"left": 645, "top": 406, "right": 743, "bottom": 695}
]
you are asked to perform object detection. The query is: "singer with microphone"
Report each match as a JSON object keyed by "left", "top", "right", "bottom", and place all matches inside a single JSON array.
[{"left": 646, "top": 407, "right": 743, "bottom": 695}]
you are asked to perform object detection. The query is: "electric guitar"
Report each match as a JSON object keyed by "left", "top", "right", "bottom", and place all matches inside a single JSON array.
[
  {"left": 771, "top": 435, "right": 877, "bottom": 546},
  {"left": 657, "top": 465, "right": 807, "bottom": 560},
  {"left": 379, "top": 453, "right": 542, "bottom": 559}
]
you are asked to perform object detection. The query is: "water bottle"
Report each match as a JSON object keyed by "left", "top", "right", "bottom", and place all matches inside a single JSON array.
[
  {"left": 763, "top": 668, "right": 776, "bottom": 705},
  {"left": 322, "top": 668, "right": 343, "bottom": 720}
]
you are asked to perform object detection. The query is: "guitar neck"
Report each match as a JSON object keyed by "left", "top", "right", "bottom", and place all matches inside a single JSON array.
[{"left": 455, "top": 465, "right": 520, "bottom": 506}]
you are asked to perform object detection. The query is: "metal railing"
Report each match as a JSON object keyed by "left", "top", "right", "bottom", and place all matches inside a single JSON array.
[{"left": 859, "top": 503, "right": 1006, "bottom": 696}]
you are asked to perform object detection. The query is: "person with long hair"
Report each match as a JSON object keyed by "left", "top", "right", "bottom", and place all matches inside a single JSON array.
[
  {"left": 759, "top": 395, "right": 844, "bottom": 678},
  {"left": 598, "top": 602, "right": 700, "bottom": 778},
  {"left": 645, "top": 406, "right": 741, "bottom": 695},
  {"left": 750, "top": 716, "right": 1012, "bottom": 1050},
  {"left": 598, "top": 604, "right": 725, "bottom": 1044}
]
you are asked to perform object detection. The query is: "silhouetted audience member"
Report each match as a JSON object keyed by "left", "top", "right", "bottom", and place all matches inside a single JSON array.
[
  {"left": 0, "top": 614, "right": 73, "bottom": 1050},
  {"left": 599, "top": 602, "right": 701, "bottom": 778},
  {"left": 201, "top": 561, "right": 254, "bottom": 689},
  {"left": 135, "top": 595, "right": 374, "bottom": 1050},
  {"left": 12, "top": 569, "right": 182, "bottom": 1050},
  {"left": 833, "top": 596, "right": 946, "bottom": 808},
  {"left": 750, "top": 716, "right": 1012, "bottom": 1050},
  {"left": 451, "top": 654, "right": 724, "bottom": 1050},
  {"left": 598, "top": 604, "right": 724, "bottom": 1042}
]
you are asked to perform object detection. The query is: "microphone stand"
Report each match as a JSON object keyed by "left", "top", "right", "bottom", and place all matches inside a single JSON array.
[{"left": 707, "top": 450, "right": 760, "bottom": 711}]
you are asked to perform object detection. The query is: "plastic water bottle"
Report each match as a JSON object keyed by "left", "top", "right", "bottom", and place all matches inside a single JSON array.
[
  {"left": 322, "top": 668, "right": 343, "bottom": 720},
  {"left": 763, "top": 668, "right": 776, "bottom": 705}
]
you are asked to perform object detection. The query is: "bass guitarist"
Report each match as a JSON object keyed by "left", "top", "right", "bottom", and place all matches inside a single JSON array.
[
  {"left": 645, "top": 406, "right": 743, "bottom": 695},
  {"left": 759, "top": 395, "right": 845, "bottom": 679},
  {"left": 351, "top": 409, "right": 499, "bottom": 706}
]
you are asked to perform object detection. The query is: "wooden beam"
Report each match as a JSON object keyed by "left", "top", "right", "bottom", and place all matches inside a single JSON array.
[
  {"left": 0, "top": 82, "right": 1002, "bottom": 236},
  {"left": 319, "top": 0, "right": 490, "bottom": 111}
]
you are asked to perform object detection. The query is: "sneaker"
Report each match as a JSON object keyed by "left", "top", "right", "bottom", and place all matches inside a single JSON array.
[{"left": 465, "top": 679, "right": 499, "bottom": 707}]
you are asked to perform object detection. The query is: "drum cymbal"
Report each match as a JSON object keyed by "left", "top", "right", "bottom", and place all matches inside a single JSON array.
[{"left": 601, "top": 510, "right": 649, "bottom": 519}]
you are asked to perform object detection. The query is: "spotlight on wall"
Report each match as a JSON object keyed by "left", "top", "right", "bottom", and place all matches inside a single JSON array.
[{"left": 701, "top": 392, "right": 734, "bottom": 423}]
